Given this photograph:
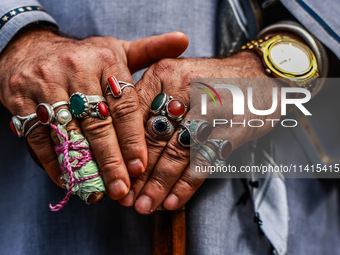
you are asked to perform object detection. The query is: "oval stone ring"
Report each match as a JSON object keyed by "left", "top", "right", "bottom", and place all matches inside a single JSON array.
[
  {"left": 146, "top": 115, "right": 175, "bottom": 140},
  {"left": 151, "top": 92, "right": 187, "bottom": 122},
  {"left": 177, "top": 119, "right": 212, "bottom": 149},
  {"left": 69, "top": 92, "right": 108, "bottom": 119},
  {"left": 105, "top": 75, "right": 135, "bottom": 98}
]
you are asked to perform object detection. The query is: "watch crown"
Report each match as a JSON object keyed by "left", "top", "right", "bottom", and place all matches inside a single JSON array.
[{"left": 265, "top": 68, "right": 272, "bottom": 75}]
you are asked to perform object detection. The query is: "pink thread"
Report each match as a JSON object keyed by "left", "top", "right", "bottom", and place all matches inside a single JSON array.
[{"left": 49, "top": 124, "right": 99, "bottom": 211}]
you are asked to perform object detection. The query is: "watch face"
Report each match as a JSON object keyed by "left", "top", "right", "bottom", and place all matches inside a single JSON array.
[{"left": 269, "top": 41, "right": 312, "bottom": 74}]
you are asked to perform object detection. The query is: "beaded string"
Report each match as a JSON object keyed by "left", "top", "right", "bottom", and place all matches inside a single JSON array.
[{"left": 49, "top": 124, "right": 101, "bottom": 211}]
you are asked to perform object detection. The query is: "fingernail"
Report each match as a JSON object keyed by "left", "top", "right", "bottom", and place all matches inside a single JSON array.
[
  {"left": 119, "top": 190, "right": 135, "bottom": 207},
  {"left": 127, "top": 159, "right": 144, "bottom": 177},
  {"left": 135, "top": 195, "right": 152, "bottom": 214},
  {"left": 109, "top": 180, "right": 129, "bottom": 200},
  {"left": 164, "top": 194, "right": 179, "bottom": 210}
]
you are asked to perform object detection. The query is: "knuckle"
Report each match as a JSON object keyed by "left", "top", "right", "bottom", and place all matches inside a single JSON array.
[
  {"left": 97, "top": 48, "right": 116, "bottom": 63},
  {"left": 149, "top": 169, "right": 177, "bottom": 191},
  {"left": 178, "top": 174, "right": 202, "bottom": 192},
  {"left": 7, "top": 75, "right": 28, "bottom": 100},
  {"left": 153, "top": 58, "right": 177, "bottom": 77},
  {"left": 26, "top": 126, "right": 50, "bottom": 146},
  {"left": 111, "top": 92, "right": 139, "bottom": 120},
  {"left": 31, "top": 60, "right": 56, "bottom": 82},
  {"left": 99, "top": 159, "right": 124, "bottom": 176},
  {"left": 163, "top": 138, "right": 189, "bottom": 163},
  {"left": 120, "top": 137, "right": 144, "bottom": 154},
  {"left": 81, "top": 117, "right": 112, "bottom": 138},
  {"left": 60, "top": 49, "right": 88, "bottom": 72},
  {"left": 145, "top": 131, "right": 167, "bottom": 149}
]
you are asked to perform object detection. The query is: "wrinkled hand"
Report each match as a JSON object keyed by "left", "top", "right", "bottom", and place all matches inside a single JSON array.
[
  {"left": 119, "top": 51, "right": 281, "bottom": 213},
  {"left": 0, "top": 27, "right": 188, "bottom": 200}
]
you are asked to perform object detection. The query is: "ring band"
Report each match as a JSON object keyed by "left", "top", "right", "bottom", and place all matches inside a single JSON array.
[
  {"left": 36, "top": 101, "right": 69, "bottom": 125},
  {"left": 69, "top": 92, "right": 107, "bottom": 119},
  {"left": 197, "top": 145, "right": 218, "bottom": 165},
  {"left": 151, "top": 92, "right": 187, "bottom": 121},
  {"left": 10, "top": 113, "right": 37, "bottom": 137},
  {"left": 147, "top": 115, "right": 175, "bottom": 140},
  {"left": 206, "top": 139, "right": 232, "bottom": 160},
  {"left": 178, "top": 119, "right": 212, "bottom": 149},
  {"left": 197, "top": 139, "right": 232, "bottom": 166},
  {"left": 10, "top": 101, "right": 69, "bottom": 137},
  {"left": 105, "top": 75, "right": 135, "bottom": 98}
]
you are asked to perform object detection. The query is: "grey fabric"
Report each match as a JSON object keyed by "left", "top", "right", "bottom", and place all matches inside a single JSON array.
[
  {"left": 0, "top": 0, "right": 339, "bottom": 254},
  {"left": 280, "top": 0, "right": 340, "bottom": 59},
  {"left": 0, "top": 0, "right": 57, "bottom": 52}
]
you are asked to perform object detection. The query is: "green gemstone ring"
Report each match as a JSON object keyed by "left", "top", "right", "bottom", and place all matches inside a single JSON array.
[{"left": 69, "top": 92, "right": 106, "bottom": 118}]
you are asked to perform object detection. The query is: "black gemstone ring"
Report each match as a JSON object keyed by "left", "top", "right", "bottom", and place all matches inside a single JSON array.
[{"left": 177, "top": 119, "right": 212, "bottom": 149}]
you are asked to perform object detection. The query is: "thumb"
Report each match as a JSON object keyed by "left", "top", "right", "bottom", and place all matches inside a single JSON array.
[{"left": 121, "top": 31, "right": 189, "bottom": 73}]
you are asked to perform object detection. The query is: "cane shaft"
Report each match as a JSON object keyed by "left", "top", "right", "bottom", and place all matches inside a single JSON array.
[{"left": 152, "top": 209, "right": 186, "bottom": 255}]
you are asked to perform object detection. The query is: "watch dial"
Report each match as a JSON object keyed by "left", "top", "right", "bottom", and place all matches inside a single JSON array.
[{"left": 269, "top": 41, "right": 311, "bottom": 74}]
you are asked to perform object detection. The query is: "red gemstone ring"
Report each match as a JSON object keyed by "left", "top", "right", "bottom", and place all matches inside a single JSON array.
[
  {"left": 105, "top": 76, "right": 135, "bottom": 98},
  {"left": 10, "top": 101, "right": 69, "bottom": 138},
  {"left": 150, "top": 92, "right": 187, "bottom": 121}
]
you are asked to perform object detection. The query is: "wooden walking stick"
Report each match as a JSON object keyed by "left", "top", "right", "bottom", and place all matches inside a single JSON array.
[{"left": 152, "top": 206, "right": 186, "bottom": 255}]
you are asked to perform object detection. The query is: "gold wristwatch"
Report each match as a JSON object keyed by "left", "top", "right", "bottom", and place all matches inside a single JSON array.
[{"left": 242, "top": 35, "right": 319, "bottom": 90}]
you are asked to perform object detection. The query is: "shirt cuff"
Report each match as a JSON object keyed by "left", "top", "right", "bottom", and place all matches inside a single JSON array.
[{"left": 0, "top": 5, "right": 58, "bottom": 52}]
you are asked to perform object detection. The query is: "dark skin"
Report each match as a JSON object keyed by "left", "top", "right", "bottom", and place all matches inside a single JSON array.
[
  {"left": 0, "top": 28, "right": 189, "bottom": 200},
  {"left": 1, "top": 28, "right": 282, "bottom": 213},
  {"left": 120, "top": 53, "right": 282, "bottom": 214}
]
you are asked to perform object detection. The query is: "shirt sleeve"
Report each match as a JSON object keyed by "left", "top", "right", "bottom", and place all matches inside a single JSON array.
[
  {"left": 0, "top": 0, "right": 58, "bottom": 52},
  {"left": 280, "top": 0, "right": 340, "bottom": 59}
]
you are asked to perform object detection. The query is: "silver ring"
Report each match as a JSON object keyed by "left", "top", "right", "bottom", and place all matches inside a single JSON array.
[
  {"left": 36, "top": 101, "right": 70, "bottom": 125},
  {"left": 10, "top": 113, "right": 37, "bottom": 137},
  {"left": 69, "top": 92, "right": 106, "bottom": 118},
  {"left": 55, "top": 109, "right": 72, "bottom": 126},
  {"left": 105, "top": 75, "right": 135, "bottom": 98},
  {"left": 206, "top": 139, "right": 232, "bottom": 160},
  {"left": 10, "top": 101, "right": 69, "bottom": 137},
  {"left": 177, "top": 119, "right": 212, "bottom": 149},
  {"left": 197, "top": 145, "right": 218, "bottom": 165},
  {"left": 150, "top": 92, "right": 187, "bottom": 121},
  {"left": 147, "top": 115, "right": 175, "bottom": 140},
  {"left": 24, "top": 121, "right": 41, "bottom": 138}
]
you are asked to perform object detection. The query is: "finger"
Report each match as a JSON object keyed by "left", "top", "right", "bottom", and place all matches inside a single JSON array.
[
  {"left": 162, "top": 152, "right": 210, "bottom": 210},
  {"left": 121, "top": 110, "right": 190, "bottom": 211},
  {"left": 163, "top": 129, "right": 241, "bottom": 210},
  {"left": 21, "top": 100, "right": 64, "bottom": 187},
  {"left": 64, "top": 68, "right": 130, "bottom": 200},
  {"left": 102, "top": 67, "right": 148, "bottom": 178},
  {"left": 121, "top": 31, "right": 189, "bottom": 73},
  {"left": 133, "top": 126, "right": 190, "bottom": 214}
]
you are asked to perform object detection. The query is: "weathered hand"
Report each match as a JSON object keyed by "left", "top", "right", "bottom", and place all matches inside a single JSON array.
[
  {"left": 119, "top": 51, "right": 281, "bottom": 213},
  {"left": 0, "top": 27, "right": 188, "bottom": 200}
]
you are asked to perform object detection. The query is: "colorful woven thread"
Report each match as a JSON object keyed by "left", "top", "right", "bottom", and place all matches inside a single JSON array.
[{"left": 49, "top": 124, "right": 105, "bottom": 211}]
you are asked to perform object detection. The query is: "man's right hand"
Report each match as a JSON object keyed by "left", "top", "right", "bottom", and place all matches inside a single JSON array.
[{"left": 0, "top": 27, "right": 188, "bottom": 200}]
